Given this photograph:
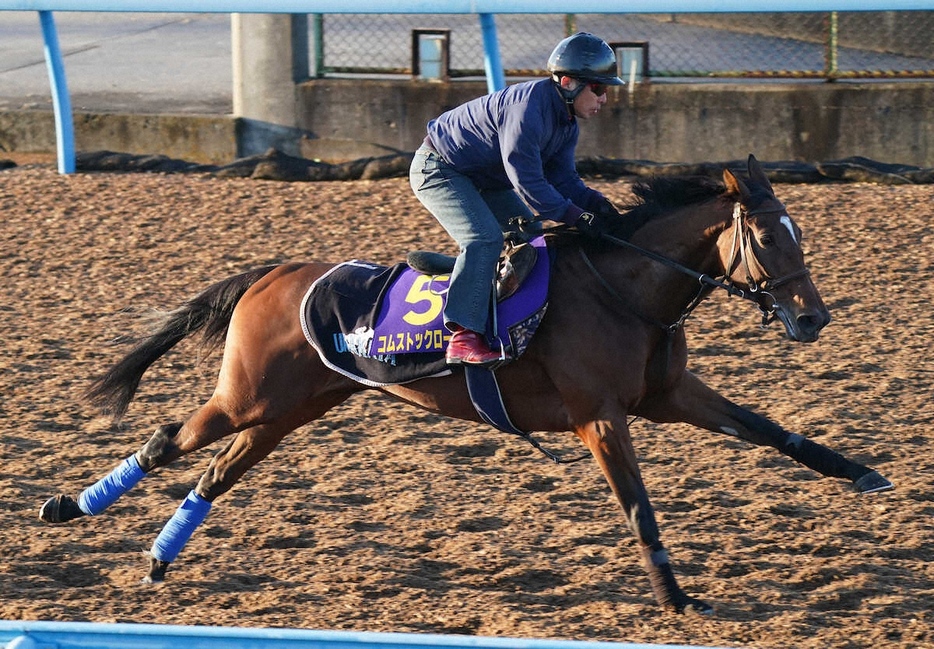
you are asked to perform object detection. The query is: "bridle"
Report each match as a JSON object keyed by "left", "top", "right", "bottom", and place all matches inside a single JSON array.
[
  {"left": 722, "top": 202, "right": 811, "bottom": 327},
  {"left": 582, "top": 200, "right": 811, "bottom": 332}
]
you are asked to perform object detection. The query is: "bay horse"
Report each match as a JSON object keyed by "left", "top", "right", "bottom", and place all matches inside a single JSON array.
[{"left": 39, "top": 155, "right": 892, "bottom": 615}]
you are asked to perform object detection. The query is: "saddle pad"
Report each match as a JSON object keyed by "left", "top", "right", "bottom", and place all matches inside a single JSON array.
[{"left": 300, "top": 237, "right": 551, "bottom": 387}]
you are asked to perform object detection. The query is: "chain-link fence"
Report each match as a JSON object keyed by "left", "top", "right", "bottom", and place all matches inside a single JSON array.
[{"left": 315, "top": 12, "right": 934, "bottom": 80}]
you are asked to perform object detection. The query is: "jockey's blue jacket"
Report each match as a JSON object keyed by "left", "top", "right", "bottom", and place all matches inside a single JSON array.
[{"left": 425, "top": 78, "right": 604, "bottom": 224}]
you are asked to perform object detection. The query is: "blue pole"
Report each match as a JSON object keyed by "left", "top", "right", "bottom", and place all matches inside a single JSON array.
[
  {"left": 478, "top": 13, "right": 504, "bottom": 93},
  {"left": 39, "top": 10, "right": 75, "bottom": 173}
]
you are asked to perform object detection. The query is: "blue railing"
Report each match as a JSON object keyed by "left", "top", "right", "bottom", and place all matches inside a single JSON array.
[{"left": 0, "top": 621, "right": 729, "bottom": 649}]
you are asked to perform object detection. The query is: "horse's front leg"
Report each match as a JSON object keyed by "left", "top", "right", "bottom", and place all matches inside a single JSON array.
[
  {"left": 576, "top": 419, "right": 713, "bottom": 615},
  {"left": 635, "top": 370, "right": 893, "bottom": 493}
]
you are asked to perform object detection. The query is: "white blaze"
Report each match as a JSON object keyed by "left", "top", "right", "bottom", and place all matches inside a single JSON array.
[{"left": 780, "top": 215, "right": 798, "bottom": 245}]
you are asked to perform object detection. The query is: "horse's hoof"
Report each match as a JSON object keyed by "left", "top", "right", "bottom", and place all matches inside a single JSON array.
[
  {"left": 678, "top": 598, "right": 714, "bottom": 616},
  {"left": 854, "top": 470, "right": 894, "bottom": 494},
  {"left": 141, "top": 554, "right": 171, "bottom": 584},
  {"left": 682, "top": 599, "right": 715, "bottom": 616},
  {"left": 38, "top": 494, "right": 85, "bottom": 523}
]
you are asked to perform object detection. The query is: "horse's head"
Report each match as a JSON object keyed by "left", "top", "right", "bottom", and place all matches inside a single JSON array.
[{"left": 719, "top": 155, "right": 831, "bottom": 342}]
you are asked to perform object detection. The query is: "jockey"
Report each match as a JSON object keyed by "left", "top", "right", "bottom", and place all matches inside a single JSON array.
[{"left": 410, "top": 32, "right": 625, "bottom": 366}]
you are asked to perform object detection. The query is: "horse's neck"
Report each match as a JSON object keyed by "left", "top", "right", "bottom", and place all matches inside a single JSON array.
[
  {"left": 591, "top": 203, "right": 730, "bottom": 324},
  {"left": 641, "top": 202, "right": 730, "bottom": 272}
]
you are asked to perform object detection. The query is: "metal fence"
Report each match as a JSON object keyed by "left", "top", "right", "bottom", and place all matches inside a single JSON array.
[{"left": 316, "top": 11, "right": 934, "bottom": 80}]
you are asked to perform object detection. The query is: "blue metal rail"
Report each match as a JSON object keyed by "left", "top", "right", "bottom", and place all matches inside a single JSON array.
[
  {"left": 0, "top": 621, "right": 729, "bottom": 649},
  {"left": 37, "top": 10, "right": 74, "bottom": 172}
]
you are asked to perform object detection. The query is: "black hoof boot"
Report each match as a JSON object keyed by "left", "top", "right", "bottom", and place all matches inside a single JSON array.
[
  {"left": 854, "top": 470, "right": 894, "bottom": 494},
  {"left": 141, "top": 555, "right": 171, "bottom": 584},
  {"left": 38, "top": 494, "right": 86, "bottom": 523}
]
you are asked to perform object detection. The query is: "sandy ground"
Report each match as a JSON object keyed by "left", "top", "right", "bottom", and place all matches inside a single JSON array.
[{"left": 0, "top": 162, "right": 932, "bottom": 649}]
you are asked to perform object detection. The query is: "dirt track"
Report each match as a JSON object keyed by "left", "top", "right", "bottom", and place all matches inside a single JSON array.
[{"left": 0, "top": 163, "right": 932, "bottom": 648}]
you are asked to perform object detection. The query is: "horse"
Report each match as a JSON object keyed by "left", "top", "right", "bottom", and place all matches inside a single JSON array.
[{"left": 38, "top": 155, "right": 892, "bottom": 615}]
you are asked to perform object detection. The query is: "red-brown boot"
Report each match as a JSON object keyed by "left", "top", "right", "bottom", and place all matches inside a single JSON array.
[{"left": 446, "top": 328, "right": 501, "bottom": 366}]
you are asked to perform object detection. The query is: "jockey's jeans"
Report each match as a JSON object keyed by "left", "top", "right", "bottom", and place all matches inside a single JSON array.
[{"left": 409, "top": 146, "right": 534, "bottom": 335}]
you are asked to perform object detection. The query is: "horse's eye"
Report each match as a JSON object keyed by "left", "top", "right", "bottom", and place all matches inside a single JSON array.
[{"left": 759, "top": 233, "right": 775, "bottom": 247}]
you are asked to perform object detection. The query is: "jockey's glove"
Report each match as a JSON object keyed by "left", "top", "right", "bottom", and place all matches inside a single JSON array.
[{"left": 575, "top": 211, "right": 609, "bottom": 238}]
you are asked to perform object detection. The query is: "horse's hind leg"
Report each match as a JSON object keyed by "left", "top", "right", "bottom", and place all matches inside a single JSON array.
[
  {"left": 141, "top": 381, "right": 357, "bottom": 583},
  {"left": 38, "top": 422, "right": 183, "bottom": 524},
  {"left": 143, "top": 421, "right": 294, "bottom": 583},
  {"left": 38, "top": 383, "right": 264, "bottom": 525},
  {"left": 38, "top": 365, "right": 297, "bottom": 526},
  {"left": 38, "top": 393, "right": 253, "bottom": 525},
  {"left": 636, "top": 371, "right": 893, "bottom": 493}
]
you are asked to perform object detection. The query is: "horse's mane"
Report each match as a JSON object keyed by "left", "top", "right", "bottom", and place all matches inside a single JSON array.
[
  {"left": 559, "top": 172, "right": 772, "bottom": 244},
  {"left": 617, "top": 173, "right": 777, "bottom": 234},
  {"left": 621, "top": 175, "right": 725, "bottom": 222},
  {"left": 571, "top": 175, "right": 723, "bottom": 242}
]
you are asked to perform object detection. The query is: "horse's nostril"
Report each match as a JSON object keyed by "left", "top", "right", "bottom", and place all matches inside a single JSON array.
[{"left": 797, "top": 313, "right": 828, "bottom": 335}]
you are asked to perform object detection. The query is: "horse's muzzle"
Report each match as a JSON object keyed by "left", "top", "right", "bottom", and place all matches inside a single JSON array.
[
  {"left": 756, "top": 284, "right": 830, "bottom": 343},
  {"left": 777, "top": 306, "right": 831, "bottom": 342}
]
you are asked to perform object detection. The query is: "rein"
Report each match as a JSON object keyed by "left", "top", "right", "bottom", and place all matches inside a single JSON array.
[
  {"left": 588, "top": 202, "right": 810, "bottom": 331},
  {"left": 512, "top": 201, "right": 811, "bottom": 464}
]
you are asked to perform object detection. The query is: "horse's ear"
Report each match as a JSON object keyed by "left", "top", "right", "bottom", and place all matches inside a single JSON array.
[
  {"left": 746, "top": 154, "right": 774, "bottom": 193},
  {"left": 722, "top": 167, "right": 750, "bottom": 202}
]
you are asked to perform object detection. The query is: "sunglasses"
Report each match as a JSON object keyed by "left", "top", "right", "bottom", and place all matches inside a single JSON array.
[{"left": 587, "top": 82, "right": 608, "bottom": 97}]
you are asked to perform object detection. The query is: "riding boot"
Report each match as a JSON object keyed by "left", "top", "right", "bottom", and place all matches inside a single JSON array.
[{"left": 446, "top": 327, "right": 501, "bottom": 366}]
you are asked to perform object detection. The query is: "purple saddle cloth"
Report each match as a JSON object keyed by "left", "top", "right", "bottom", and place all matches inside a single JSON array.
[{"left": 300, "top": 236, "right": 551, "bottom": 386}]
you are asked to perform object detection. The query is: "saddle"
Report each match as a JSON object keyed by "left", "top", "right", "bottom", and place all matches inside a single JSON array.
[
  {"left": 300, "top": 236, "right": 551, "bottom": 387},
  {"left": 405, "top": 237, "right": 539, "bottom": 302}
]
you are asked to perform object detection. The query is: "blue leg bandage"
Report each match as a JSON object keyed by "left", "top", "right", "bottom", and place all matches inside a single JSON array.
[
  {"left": 77, "top": 454, "right": 146, "bottom": 516},
  {"left": 150, "top": 490, "right": 212, "bottom": 563}
]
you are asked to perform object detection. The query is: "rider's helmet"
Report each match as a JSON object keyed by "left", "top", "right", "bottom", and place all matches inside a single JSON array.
[{"left": 547, "top": 32, "right": 624, "bottom": 96}]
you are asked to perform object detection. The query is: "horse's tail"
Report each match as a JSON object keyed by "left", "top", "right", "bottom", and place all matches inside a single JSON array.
[{"left": 85, "top": 264, "right": 281, "bottom": 420}]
